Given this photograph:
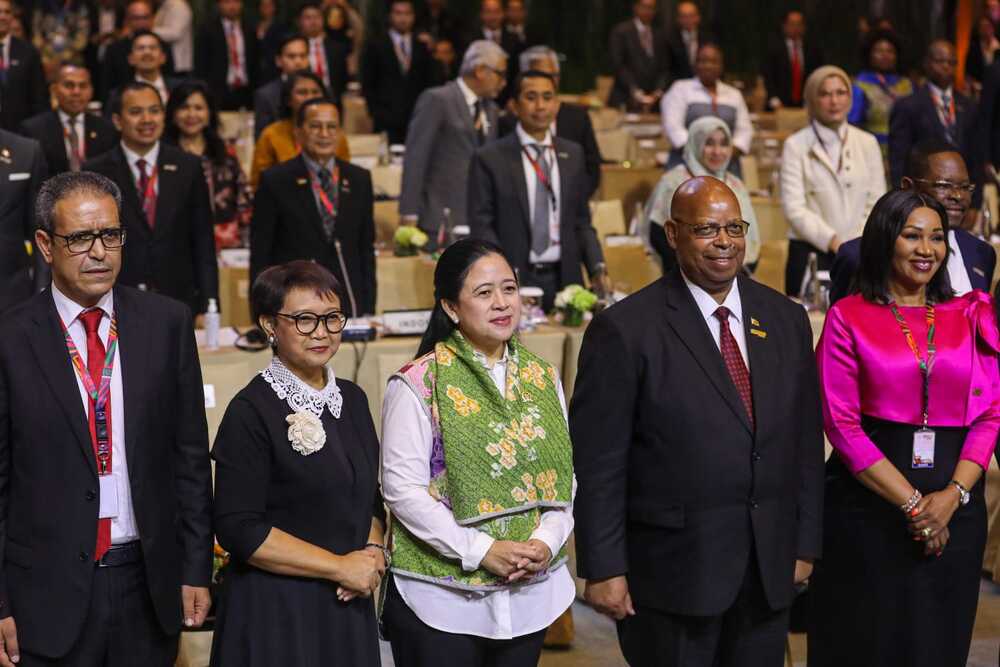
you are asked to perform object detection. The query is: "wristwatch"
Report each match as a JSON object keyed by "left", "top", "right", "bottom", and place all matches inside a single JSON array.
[{"left": 949, "top": 480, "right": 971, "bottom": 506}]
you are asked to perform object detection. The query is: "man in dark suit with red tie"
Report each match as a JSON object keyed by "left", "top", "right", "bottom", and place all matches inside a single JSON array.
[
  {"left": 571, "top": 176, "right": 824, "bottom": 667},
  {"left": 0, "top": 171, "right": 213, "bottom": 665},
  {"left": 297, "top": 1, "right": 348, "bottom": 112},
  {"left": 83, "top": 81, "right": 218, "bottom": 315},
  {"left": 763, "top": 10, "right": 822, "bottom": 110},
  {"left": 195, "top": 0, "right": 258, "bottom": 111},
  {"left": 0, "top": 0, "right": 48, "bottom": 131}
]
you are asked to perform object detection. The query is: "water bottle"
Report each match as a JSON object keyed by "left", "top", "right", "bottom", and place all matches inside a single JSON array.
[{"left": 204, "top": 298, "right": 220, "bottom": 351}]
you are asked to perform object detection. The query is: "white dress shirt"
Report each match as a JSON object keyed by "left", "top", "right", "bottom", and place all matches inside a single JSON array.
[
  {"left": 681, "top": 28, "right": 698, "bottom": 66},
  {"left": 223, "top": 18, "right": 247, "bottom": 87},
  {"left": 389, "top": 29, "right": 412, "bottom": 70},
  {"left": 633, "top": 18, "right": 653, "bottom": 57},
  {"left": 682, "top": 271, "right": 750, "bottom": 369},
  {"left": 381, "top": 354, "right": 576, "bottom": 640},
  {"left": 135, "top": 73, "right": 170, "bottom": 105},
  {"left": 456, "top": 75, "right": 490, "bottom": 136},
  {"left": 154, "top": 0, "right": 193, "bottom": 71},
  {"left": 51, "top": 285, "right": 138, "bottom": 544},
  {"left": 308, "top": 36, "right": 331, "bottom": 90},
  {"left": 947, "top": 230, "right": 974, "bottom": 295},
  {"left": 121, "top": 141, "right": 160, "bottom": 194},
  {"left": 516, "top": 123, "right": 561, "bottom": 264},
  {"left": 660, "top": 78, "right": 754, "bottom": 154},
  {"left": 58, "top": 110, "right": 86, "bottom": 163}
]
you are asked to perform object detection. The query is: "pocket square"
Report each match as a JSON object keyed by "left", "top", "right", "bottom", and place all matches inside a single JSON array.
[
  {"left": 973, "top": 267, "right": 986, "bottom": 277},
  {"left": 8, "top": 173, "right": 29, "bottom": 181}
]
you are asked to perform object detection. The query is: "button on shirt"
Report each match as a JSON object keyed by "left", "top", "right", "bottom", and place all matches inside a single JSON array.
[
  {"left": 121, "top": 141, "right": 160, "bottom": 195},
  {"left": 516, "top": 123, "right": 561, "bottom": 264},
  {"left": 381, "top": 353, "right": 577, "bottom": 640},
  {"left": 682, "top": 271, "right": 750, "bottom": 369},
  {"left": 52, "top": 285, "right": 138, "bottom": 544},
  {"left": 947, "top": 230, "right": 974, "bottom": 295}
]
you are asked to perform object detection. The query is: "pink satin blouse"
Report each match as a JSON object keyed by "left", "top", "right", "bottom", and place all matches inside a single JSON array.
[{"left": 816, "top": 291, "right": 1000, "bottom": 474}]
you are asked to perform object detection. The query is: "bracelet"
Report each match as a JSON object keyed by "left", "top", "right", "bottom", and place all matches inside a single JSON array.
[
  {"left": 365, "top": 542, "right": 391, "bottom": 568},
  {"left": 900, "top": 489, "right": 922, "bottom": 515}
]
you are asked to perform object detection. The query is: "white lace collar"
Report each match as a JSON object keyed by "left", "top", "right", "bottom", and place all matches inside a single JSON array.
[{"left": 261, "top": 356, "right": 343, "bottom": 419}]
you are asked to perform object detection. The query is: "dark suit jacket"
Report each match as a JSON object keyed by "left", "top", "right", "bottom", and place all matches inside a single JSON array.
[
  {"left": 0, "top": 38, "right": 48, "bottom": 131},
  {"left": 195, "top": 16, "right": 259, "bottom": 97},
  {"left": 250, "top": 155, "right": 376, "bottom": 316},
  {"left": 608, "top": 19, "right": 670, "bottom": 109},
  {"left": 99, "top": 35, "right": 176, "bottom": 104},
  {"left": 415, "top": 7, "right": 462, "bottom": 45},
  {"left": 18, "top": 111, "right": 118, "bottom": 177},
  {"left": 889, "top": 85, "right": 982, "bottom": 191},
  {"left": 0, "top": 286, "right": 212, "bottom": 658},
  {"left": 467, "top": 133, "right": 603, "bottom": 289},
  {"left": 82, "top": 144, "right": 218, "bottom": 313},
  {"left": 829, "top": 230, "right": 996, "bottom": 305},
  {"left": 499, "top": 104, "right": 603, "bottom": 198},
  {"left": 667, "top": 27, "right": 715, "bottom": 81},
  {"left": 0, "top": 131, "right": 47, "bottom": 313},
  {"left": 762, "top": 39, "right": 822, "bottom": 109},
  {"left": 361, "top": 33, "right": 433, "bottom": 141},
  {"left": 570, "top": 269, "right": 825, "bottom": 616},
  {"left": 252, "top": 77, "right": 282, "bottom": 140},
  {"left": 317, "top": 36, "right": 349, "bottom": 111}
]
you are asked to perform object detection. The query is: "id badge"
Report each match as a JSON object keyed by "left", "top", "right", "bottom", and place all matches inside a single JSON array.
[
  {"left": 912, "top": 428, "right": 936, "bottom": 469},
  {"left": 98, "top": 473, "right": 119, "bottom": 519}
]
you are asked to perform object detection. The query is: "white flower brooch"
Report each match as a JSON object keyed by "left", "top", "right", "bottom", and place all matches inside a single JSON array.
[{"left": 286, "top": 411, "right": 326, "bottom": 456}]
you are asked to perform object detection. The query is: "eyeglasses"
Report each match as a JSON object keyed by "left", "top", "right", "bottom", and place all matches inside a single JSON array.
[
  {"left": 914, "top": 179, "right": 975, "bottom": 195},
  {"left": 486, "top": 66, "right": 507, "bottom": 80},
  {"left": 276, "top": 310, "right": 348, "bottom": 335},
  {"left": 672, "top": 219, "right": 751, "bottom": 239},
  {"left": 49, "top": 228, "right": 126, "bottom": 254}
]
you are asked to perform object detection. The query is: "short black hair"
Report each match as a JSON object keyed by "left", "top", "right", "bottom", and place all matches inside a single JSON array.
[
  {"left": 36, "top": 171, "right": 123, "bottom": 234},
  {"left": 295, "top": 97, "right": 338, "bottom": 127},
  {"left": 110, "top": 80, "right": 162, "bottom": 116},
  {"left": 129, "top": 28, "right": 165, "bottom": 53},
  {"left": 279, "top": 69, "right": 328, "bottom": 119},
  {"left": 251, "top": 260, "right": 345, "bottom": 325},
  {"left": 861, "top": 29, "right": 902, "bottom": 70},
  {"left": 696, "top": 41, "right": 724, "bottom": 59},
  {"left": 512, "top": 69, "right": 556, "bottom": 98},
  {"left": 277, "top": 33, "right": 308, "bottom": 56},
  {"left": 853, "top": 189, "right": 953, "bottom": 303},
  {"left": 904, "top": 138, "right": 964, "bottom": 181},
  {"left": 297, "top": 1, "right": 322, "bottom": 18}
]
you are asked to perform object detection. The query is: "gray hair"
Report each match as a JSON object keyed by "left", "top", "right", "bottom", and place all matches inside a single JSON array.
[
  {"left": 519, "top": 45, "right": 560, "bottom": 76},
  {"left": 459, "top": 39, "right": 508, "bottom": 76},
  {"left": 35, "top": 171, "right": 123, "bottom": 233}
]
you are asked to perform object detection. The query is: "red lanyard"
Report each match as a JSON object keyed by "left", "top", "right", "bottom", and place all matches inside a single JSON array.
[
  {"left": 310, "top": 164, "right": 340, "bottom": 218},
  {"left": 811, "top": 122, "right": 846, "bottom": 174},
  {"left": 889, "top": 304, "right": 936, "bottom": 426},
  {"left": 929, "top": 89, "right": 956, "bottom": 127},
  {"left": 522, "top": 145, "right": 557, "bottom": 211}
]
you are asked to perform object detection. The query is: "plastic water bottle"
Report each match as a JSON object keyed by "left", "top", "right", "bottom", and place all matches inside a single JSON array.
[{"left": 205, "top": 298, "right": 220, "bottom": 351}]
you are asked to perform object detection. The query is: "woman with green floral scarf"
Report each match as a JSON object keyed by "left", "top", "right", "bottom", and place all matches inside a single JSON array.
[
  {"left": 380, "top": 238, "right": 576, "bottom": 667},
  {"left": 640, "top": 115, "right": 761, "bottom": 273}
]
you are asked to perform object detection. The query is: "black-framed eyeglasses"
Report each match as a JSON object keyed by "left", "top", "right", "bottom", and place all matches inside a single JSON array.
[
  {"left": 672, "top": 219, "right": 751, "bottom": 239},
  {"left": 49, "top": 228, "right": 126, "bottom": 255},
  {"left": 914, "top": 178, "right": 976, "bottom": 195},
  {"left": 276, "top": 311, "right": 348, "bottom": 335}
]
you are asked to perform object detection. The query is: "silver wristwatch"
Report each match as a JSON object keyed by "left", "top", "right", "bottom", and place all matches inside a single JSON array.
[{"left": 949, "top": 480, "right": 970, "bottom": 506}]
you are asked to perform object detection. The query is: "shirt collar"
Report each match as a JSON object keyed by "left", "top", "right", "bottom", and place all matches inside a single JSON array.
[
  {"left": 681, "top": 270, "right": 743, "bottom": 326},
  {"left": 135, "top": 73, "right": 165, "bottom": 88},
  {"left": 633, "top": 18, "right": 650, "bottom": 33},
  {"left": 456, "top": 76, "right": 479, "bottom": 108},
  {"left": 515, "top": 123, "right": 553, "bottom": 148},
  {"left": 121, "top": 140, "right": 160, "bottom": 169},
  {"left": 51, "top": 282, "right": 115, "bottom": 329},
  {"left": 302, "top": 151, "right": 336, "bottom": 174},
  {"left": 389, "top": 29, "right": 410, "bottom": 43},
  {"left": 58, "top": 109, "right": 83, "bottom": 126},
  {"left": 928, "top": 81, "right": 953, "bottom": 99}
]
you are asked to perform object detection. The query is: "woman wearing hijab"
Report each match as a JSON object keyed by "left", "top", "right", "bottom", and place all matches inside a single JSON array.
[{"left": 640, "top": 115, "right": 761, "bottom": 274}]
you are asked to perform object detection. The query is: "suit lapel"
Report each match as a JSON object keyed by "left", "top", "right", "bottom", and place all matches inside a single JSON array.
[
  {"left": 110, "top": 147, "right": 149, "bottom": 238},
  {"left": 44, "top": 112, "right": 70, "bottom": 173},
  {"left": 449, "top": 81, "right": 476, "bottom": 137},
  {"left": 809, "top": 139, "right": 837, "bottom": 177},
  {"left": 738, "top": 277, "right": 776, "bottom": 440},
  {"left": 153, "top": 147, "right": 182, "bottom": 240},
  {"left": 954, "top": 230, "right": 990, "bottom": 290},
  {"left": 505, "top": 136, "right": 531, "bottom": 230},
  {"left": 289, "top": 156, "right": 328, "bottom": 241},
  {"left": 554, "top": 138, "right": 572, "bottom": 237},
  {"left": 114, "top": 287, "right": 147, "bottom": 468}
]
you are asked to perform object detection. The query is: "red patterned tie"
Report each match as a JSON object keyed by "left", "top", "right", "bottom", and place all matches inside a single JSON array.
[
  {"left": 714, "top": 306, "right": 754, "bottom": 429},
  {"left": 80, "top": 309, "right": 112, "bottom": 561},
  {"left": 790, "top": 42, "right": 803, "bottom": 104}
]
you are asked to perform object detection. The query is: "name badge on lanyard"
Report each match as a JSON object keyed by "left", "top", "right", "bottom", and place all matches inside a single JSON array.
[{"left": 889, "top": 303, "right": 937, "bottom": 469}]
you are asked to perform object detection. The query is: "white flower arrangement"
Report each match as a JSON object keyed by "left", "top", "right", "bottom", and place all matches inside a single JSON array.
[{"left": 286, "top": 411, "right": 326, "bottom": 456}]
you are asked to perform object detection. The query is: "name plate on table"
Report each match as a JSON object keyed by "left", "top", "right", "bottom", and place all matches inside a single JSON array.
[{"left": 382, "top": 310, "right": 432, "bottom": 337}]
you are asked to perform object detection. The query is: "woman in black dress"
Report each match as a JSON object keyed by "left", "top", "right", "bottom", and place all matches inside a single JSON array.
[{"left": 210, "top": 260, "right": 387, "bottom": 667}]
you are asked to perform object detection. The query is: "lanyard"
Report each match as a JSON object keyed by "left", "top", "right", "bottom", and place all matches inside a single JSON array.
[
  {"left": 889, "top": 304, "right": 936, "bottom": 426},
  {"left": 522, "top": 145, "right": 557, "bottom": 211},
  {"left": 874, "top": 73, "right": 900, "bottom": 100},
  {"left": 811, "top": 121, "right": 846, "bottom": 174},
  {"left": 310, "top": 164, "right": 340, "bottom": 219},
  {"left": 63, "top": 122, "right": 84, "bottom": 162},
  {"left": 61, "top": 312, "right": 119, "bottom": 473},
  {"left": 929, "top": 89, "right": 956, "bottom": 127}
]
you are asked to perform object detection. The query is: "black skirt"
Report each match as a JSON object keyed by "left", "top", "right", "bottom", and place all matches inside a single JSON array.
[{"left": 807, "top": 417, "right": 986, "bottom": 667}]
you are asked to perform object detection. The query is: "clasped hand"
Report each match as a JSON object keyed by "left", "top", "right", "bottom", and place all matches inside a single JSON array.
[
  {"left": 335, "top": 547, "right": 386, "bottom": 603},
  {"left": 907, "top": 488, "right": 959, "bottom": 557},
  {"left": 481, "top": 539, "right": 552, "bottom": 584}
]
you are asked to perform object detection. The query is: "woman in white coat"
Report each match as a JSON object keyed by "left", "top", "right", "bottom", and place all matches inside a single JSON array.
[{"left": 780, "top": 65, "right": 887, "bottom": 296}]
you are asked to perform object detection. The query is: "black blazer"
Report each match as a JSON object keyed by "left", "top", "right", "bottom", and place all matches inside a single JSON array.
[
  {"left": 0, "top": 38, "right": 48, "bottom": 131},
  {"left": 0, "top": 130, "right": 47, "bottom": 312},
  {"left": 829, "top": 229, "right": 996, "bottom": 305},
  {"left": 361, "top": 33, "right": 433, "bottom": 139},
  {"left": 498, "top": 104, "right": 603, "bottom": 199},
  {"left": 762, "top": 39, "right": 822, "bottom": 109},
  {"left": 99, "top": 35, "right": 176, "bottom": 104},
  {"left": 82, "top": 144, "right": 218, "bottom": 314},
  {"left": 18, "top": 111, "right": 119, "bottom": 177},
  {"left": 467, "top": 133, "right": 603, "bottom": 289},
  {"left": 0, "top": 286, "right": 212, "bottom": 658},
  {"left": 250, "top": 155, "right": 376, "bottom": 316},
  {"left": 316, "top": 36, "right": 349, "bottom": 111},
  {"left": 252, "top": 77, "right": 282, "bottom": 139},
  {"left": 667, "top": 27, "right": 715, "bottom": 81},
  {"left": 570, "top": 270, "right": 825, "bottom": 616},
  {"left": 195, "top": 16, "right": 259, "bottom": 95},
  {"left": 608, "top": 19, "right": 670, "bottom": 109}
]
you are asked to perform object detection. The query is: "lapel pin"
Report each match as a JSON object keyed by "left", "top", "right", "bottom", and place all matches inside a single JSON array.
[
  {"left": 10, "top": 60, "right": 18, "bottom": 67},
  {"left": 557, "top": 151, "right": 569, "bottom": 159},
  {"left": 162, "top": 163, "right": 177, "bottom": 171},
  {"left": 0, "top": 148, "right": 11, "bottom": 164},
  {"left": 342, "top": 179, "right": 350, "bottom": 192},
  {"left": 89, "top": 131, "right": 97, "bottom": 139},
  {"left": 974, "top": 267, "right": 986, "bottom": 277},
  {"left": 296, "top": 177, "right": 308, "bottom": 186},
  {"left": 750, "top": 317, "right": 760, "bottom": 326},
  {"left": 750, "top": 328, "right": 767, "bottom": 339}
]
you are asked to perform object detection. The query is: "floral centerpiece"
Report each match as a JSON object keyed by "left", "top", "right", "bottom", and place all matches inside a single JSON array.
[
  {"left": 554, "top": 284, "right": 598, "bottom": 327},
  {"left": 394, "top": 225, "right": 429, "bottom": 257}
]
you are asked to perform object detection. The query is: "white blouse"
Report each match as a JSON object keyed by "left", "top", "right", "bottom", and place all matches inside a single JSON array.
[{"left": 380, "top": 355, "right": 576, "bottom": 640}]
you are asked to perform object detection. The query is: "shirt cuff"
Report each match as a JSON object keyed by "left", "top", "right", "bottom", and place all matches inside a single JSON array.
[
  {"left": 529, "top": 525, "right": 564, "bottom": 562},
  {"left": 462, "top": 531, "right": 494, "bottom": 571}
]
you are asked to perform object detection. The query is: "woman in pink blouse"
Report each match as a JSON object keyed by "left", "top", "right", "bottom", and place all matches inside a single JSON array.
[{"left": 810, "top": 189, "right": 1000, "bottom": 667}]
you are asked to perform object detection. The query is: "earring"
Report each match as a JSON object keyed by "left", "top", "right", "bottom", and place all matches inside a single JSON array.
[{"left": 267, "top": 332, "right": 275, "bottom": 345}]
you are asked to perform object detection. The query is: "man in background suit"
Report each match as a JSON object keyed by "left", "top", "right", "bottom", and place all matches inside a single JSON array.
[
  {"left": 763, "top": 10, "right": 822, "bottom": 110},
  {"left": 253, "top": 34, "right": 309, "bottom": 139},
  {"left": 105, "top": 30, "right": 180, "bottom": 112},
  {"left": 298, "top": 2, "right": 348, "bottom": 111},
  {"left": 400, "top": 39, "right": 506, "bottom": 236},
  {"left": 19, "top": 65, "right": 118, "bottom": 177},
  {"left": 608, "top": 0, "right": 669, "bottom": 111},
  {"left": 468, "top": 70, "right": 608, "bottom": 309},
  {"left": 415, "top": 0, "right": 460, "bottom": 48},
  {"left": 251, "top": 98, "right": 375, "bottom": 316},
  {"left": 0, "top": 171, "right": 212, "bottom": 665},
  {"left": 0, "top": 0, "right": 47, "bottom": 132},
  {"left": 830, "top": 141, "right": 995, "bottom": 304},
  {"left": 362, "top": 0, "right": 433, "bottom": 145},
  {"left": 667, "top": 0, "right": 712, "bottom": 81},
  {"left": 100, "top": 0, "right": 175, "bottom": 105},
  {"left": 0, "top": 129, "right": 47, "bottom": 313},
  {"left": 499, "top": 45, "right": 603, "bottom": 198},
  {"left": 195, "top": 0, "right": 258, "bottom": 111},
  {"left": 84, "top": 82, "right": 218, "bottom": 315},
  {"left": 571, "top": 176, "right": 824, "bottom": 667}
]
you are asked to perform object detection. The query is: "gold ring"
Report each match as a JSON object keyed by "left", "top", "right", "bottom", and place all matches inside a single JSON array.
[{"left": 921, "top": 527, "right": 933, "bottom": 538}]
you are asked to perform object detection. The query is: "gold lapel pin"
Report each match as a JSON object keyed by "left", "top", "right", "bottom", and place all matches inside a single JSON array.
[
  {"left": 296, "top": 178, "right": 308, "bottom": 186},
  {"left": 750, "top": 317, "right": 760, "bottom": 326},
  {"left": 750, "top": 328, "right": 767, "bottom": 339},
  {"left": 89, "top": 131, "right": 97, "bottom": 139},
  {"left": 557, "top": 152, "right": 569, "bottom": 159},
  {"left": 0, "top": 148, "right": 11, "bottom": 164},
  {"left": 162, "top": 163, "right": 177, "bottom": 171}
]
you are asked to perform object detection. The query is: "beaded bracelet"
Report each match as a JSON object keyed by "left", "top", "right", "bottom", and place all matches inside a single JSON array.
[
  {"left": 900, "top": 489, "right": 922, "bottom": 515},
  {"left": 365, "top": 542, "right": 392, "bottom": 568}
]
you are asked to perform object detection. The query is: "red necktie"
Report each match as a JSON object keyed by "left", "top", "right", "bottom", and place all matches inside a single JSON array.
[
  {"left": 312, "top": 40, "right": 326, "bottom": 85},
  {"left": 80, "top": 309, "right": 112, "bottom": 561},
  {"left": 226, "top": 22, "right": 244, "bottom": 87},
  {"left": 790, "top": 42, "right": 803, "bottom": 104},
  {"left": 137, "top": 158, "right": 156, "bottom": 229},
  {"left": 714, "top": 306, "right": 754, "bottom": 429}
]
